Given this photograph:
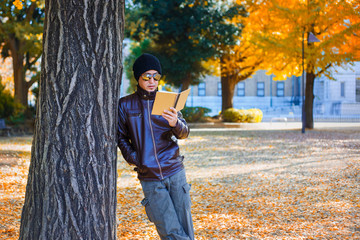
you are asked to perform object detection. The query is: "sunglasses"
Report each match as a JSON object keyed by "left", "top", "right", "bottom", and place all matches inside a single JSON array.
[{"left": 141, "top": 73, "right": 161, "bottom": 81}]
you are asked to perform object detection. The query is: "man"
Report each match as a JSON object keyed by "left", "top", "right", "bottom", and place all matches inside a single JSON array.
[{"left": 117, "top": 53, "right": 194, "bottom": 240}]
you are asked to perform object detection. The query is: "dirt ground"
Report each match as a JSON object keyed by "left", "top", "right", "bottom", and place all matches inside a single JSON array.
[{"left": 1, "top": 128, "right": 359, "bottom": 239}]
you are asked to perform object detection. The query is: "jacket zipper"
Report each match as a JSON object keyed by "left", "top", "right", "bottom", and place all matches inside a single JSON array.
[{"left": 147, "top": 100, "right": 164, "bottom": 179}]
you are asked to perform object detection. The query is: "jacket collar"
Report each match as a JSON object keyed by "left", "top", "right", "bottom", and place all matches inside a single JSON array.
[{"left": 136, "top": 85, "right": 157, "bottom": 100}]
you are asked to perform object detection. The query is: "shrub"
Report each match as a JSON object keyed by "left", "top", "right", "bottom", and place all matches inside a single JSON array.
[
  {"left": 222, "top": 108, "right": 244, "bottom": 122},
  {"left": 222, "top": 108, "right": 263, "bottom": 123},
  {"left": 0, "top": 83, "right": 25, "bottom": 123},
  {"left": 247, "top": 108, "right": 263, "bottom": 123},
  {"left": 181, "top": 106, "right": 211, "bottom": 122}
]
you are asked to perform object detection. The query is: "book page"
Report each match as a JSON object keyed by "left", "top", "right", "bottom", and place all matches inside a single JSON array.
[
  {"left": 175, "top": 88, "right": 191, "bottom": 111},
  {"left": 151, "top": 91, "right": 178, "bottom": 115}
]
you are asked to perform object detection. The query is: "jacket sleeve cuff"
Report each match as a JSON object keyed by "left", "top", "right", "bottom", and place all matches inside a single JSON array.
[{"left": 171, "top": 119, "right": 189, "bottom": 139}]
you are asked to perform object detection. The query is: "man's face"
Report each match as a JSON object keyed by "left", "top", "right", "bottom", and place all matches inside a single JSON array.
[{"left": 139, "top": 70, "right": 160, "bottom": 92}]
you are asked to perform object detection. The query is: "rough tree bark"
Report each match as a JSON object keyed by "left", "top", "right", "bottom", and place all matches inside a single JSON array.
[{"left": 19, "top": 0, "right": 124, "bottom": 239}]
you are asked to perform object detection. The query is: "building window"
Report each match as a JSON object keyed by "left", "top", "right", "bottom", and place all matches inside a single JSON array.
[
  {"left": 340, "top": 82, "right": 345, "bottom": 97},
  {"left": 217, "top": 82, "right": 222, "bottom": 96},
  {"left": 198, "top": 82, "right": 206, "bottom": 96},
  {"left": 257, "top": 82, "right": 265, "bottom": 97},
  {"left": 276, "top": 82, "right": 285, "bottom": 97},
  {"left": 237, "top": 82, "right": 245, "bottom": 96}
]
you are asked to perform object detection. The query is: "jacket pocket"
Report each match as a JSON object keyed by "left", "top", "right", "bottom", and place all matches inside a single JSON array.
[
  {"left": 182, "top": 183, "right": 191, "bottom": 193},
  {"left": 141, "top": 198, "right": 155, "bottom": 223},
  {"left": 182, "top": 183, "right": 192, "bottom": 206}
]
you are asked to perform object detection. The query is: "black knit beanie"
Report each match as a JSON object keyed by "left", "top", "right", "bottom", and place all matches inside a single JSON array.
[{"left": 133, "top": 53, "right": 162, "bottom": 81}]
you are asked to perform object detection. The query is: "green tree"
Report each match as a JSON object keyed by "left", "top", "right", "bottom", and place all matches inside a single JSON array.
[
  {"left": 123, "top": 38, "right": 151, "bottom": 92},
  {"left": 126, "top": 0, "right": 244, "bottom": 91},
  {"left": 0, "top": 0, "right": 44, "bottom": 107}
]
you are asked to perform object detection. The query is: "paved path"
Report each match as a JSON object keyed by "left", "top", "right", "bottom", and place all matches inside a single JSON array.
[{"left": 189, "top": 122, "right": 360, "bottom": 131}]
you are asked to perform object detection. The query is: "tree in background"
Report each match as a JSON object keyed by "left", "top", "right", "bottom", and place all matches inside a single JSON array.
[
  {"left": 244, "top": 0, "right": 360, "bottom": 128},
  {"left": 341, "top": 1, "right": 360, "bottom": 60},
  {"left": 123, "top": 38, "right": 150, "bottom": 92},
  {"left": 126, "top": 0, "right": 244, "bottom": 91},
  {"left": 0, "top": 0, "right": 44, "bottom": 107},
  {"left": 19, "top": 0, "right": 124, "bottom": 238},
  {"left": 219, "top": 44, "right": 263, "bottom": 112},
  {"left": 218, "top": 2, "right": 264, "bottom": 112}
]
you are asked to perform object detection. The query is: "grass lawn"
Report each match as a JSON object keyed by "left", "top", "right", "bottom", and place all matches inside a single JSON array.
[{"left": 1, "top": 129, "right": 359, "bottom": 239}]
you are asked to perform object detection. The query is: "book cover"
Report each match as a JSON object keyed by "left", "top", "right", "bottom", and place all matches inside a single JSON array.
[{"left": 151, "top": 88, "right": 191, "bottom": 115}]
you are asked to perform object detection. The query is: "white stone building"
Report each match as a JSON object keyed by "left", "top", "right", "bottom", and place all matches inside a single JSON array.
[
  {"left": 120, "top": 42, "right": 360, "bottom": 120},
  {"left": 314, "top": 62, "right": 360, "bottom": 116}
]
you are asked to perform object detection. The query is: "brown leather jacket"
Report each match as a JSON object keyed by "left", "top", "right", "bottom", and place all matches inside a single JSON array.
[{"left": 117, "top": 86, "right": 189, "bottom": 180}]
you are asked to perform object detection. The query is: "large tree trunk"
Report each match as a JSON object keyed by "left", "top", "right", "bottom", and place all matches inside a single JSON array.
[
  {"left": 305, "top": 72, "right": 315, "bottom": 129},
  {"left": 221, "top": 74, "right": 236, "bottom": 113},
  {"left": 181, "top": 73, "right": 191, "bottom": 91},
  {"left": 12, "top": 50, "right": 29, "bottom": 106},
  {"left": 220, "top": 55, "right": 240, "bottom": 113},
  {"left": 19, "top": 1, "right": 124, "bottom": 239}
]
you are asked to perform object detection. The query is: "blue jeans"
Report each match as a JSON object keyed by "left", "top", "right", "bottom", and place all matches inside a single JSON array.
[{"left": 140, "top": 169, "right": 194, "bottom": 240}]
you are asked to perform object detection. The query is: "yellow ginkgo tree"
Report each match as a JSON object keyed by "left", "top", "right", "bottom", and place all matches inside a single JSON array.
[
  {"left": 243, "top": 0, "right": 360, "bottom": 129},
  {"left": 13, "top": 0, "right": 37, "bottom": 9},
  {"left": 218, "top": 3, "right": 266, "bottom": 112}
]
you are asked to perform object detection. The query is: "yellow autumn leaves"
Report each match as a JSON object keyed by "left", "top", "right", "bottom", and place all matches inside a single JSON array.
[
  {"left": 13, "top": 0, "right": 36, "bottom": 10},
  {"left": 1, "top": 128, "right": 360, "bottom": 239}
]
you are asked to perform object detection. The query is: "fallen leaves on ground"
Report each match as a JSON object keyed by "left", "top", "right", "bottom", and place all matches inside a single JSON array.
[
  {"left": 1, "top": 129, "right": 359, "bottom": 239},
  {"left": 0, "top": 137, "right": 31, "bottom": 239}
]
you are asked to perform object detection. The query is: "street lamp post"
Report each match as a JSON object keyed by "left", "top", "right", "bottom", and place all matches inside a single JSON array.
[
  {"left": 301, "top": 31, "right": 320, "bottom": 134},
  {"left": 270, "top": 74, "right": 273, "bottom": 108},
  {"left": 302, "top": 31, "right": 305, "bottom": 133}
]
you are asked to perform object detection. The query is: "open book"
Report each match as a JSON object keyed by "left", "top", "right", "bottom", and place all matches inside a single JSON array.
[{"left": 151, "top": 88, "right": 191, "bottom": 115}]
